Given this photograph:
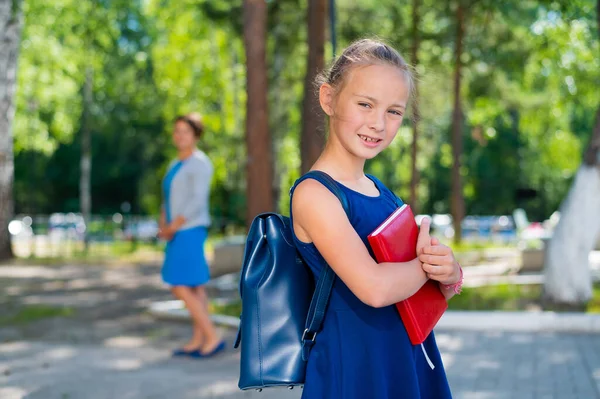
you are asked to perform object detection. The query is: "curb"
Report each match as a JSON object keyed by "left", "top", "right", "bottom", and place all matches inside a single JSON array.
[
  {"left": 436, "top": 311, "right": 600, "bottom": 333},
  {"left": 148, "top": 300, "right": 600, "bottom": 334},
  {"left": 148, "top": 300, "right": 240, "bottom": 328}
]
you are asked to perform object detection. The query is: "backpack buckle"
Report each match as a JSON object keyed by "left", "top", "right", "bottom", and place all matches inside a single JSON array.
[{"left": 301, "top": 328, "right": 317, "bottom": 342}]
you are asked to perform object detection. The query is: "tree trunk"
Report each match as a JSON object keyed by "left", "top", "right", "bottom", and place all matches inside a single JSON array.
[
  {"left": 300, "top": 0, "right": 327, "bottom": 174},
  {"left": 243, "top": 0, "right": 274, "bottom": 228},
  {"left": 542, "top": 0, "right": 600, "bottom": 308},
  {"left": 450, "top": 2, "right": 465, "bottom": 244},
  {"left": 583, "top": 108, "right": 600, "bottom": 167},
  {"left": 542, "top": 165, "right": 600, "bottom": 307},
  {"left": 0, "top": 0, "right": 23, "bottom": 261},
  {"left": 409, "top": 0, "right": 421, "bottom": 212},
  {"left": 269, "top": 15, "right": 288, "bottom": 214},
  {"left": 80, "top": 67, "right": 93, "bottom": 249}
]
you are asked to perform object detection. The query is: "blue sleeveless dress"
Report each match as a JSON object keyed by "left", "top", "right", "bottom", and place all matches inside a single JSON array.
[
  {"left": 290, "top": 175, "right": 452, "bottom": 399},
  {"left": 161, "top": 160, "right": 210, "bottom": 287}
]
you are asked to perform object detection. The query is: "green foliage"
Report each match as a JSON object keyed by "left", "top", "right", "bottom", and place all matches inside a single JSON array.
[
  {"left": 12, "top": 0, "right": 600, "bottom": 228},
  {"left": 15, "top": 0, "right": 166, "bottom": 214}
]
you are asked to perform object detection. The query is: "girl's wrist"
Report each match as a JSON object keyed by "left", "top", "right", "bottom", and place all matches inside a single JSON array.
[{"left": 442, "top": 265, "right": 463, "bottom": 294}]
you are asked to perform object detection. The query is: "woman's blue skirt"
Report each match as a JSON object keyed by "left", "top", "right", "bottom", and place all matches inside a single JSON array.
[{"left": 162, "top": 226, "right": 210, "bottom": 287}]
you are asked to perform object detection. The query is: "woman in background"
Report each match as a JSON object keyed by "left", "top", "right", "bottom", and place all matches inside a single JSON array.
[{"left": 158, "top": 112, "right": 224, "bottom": 358}]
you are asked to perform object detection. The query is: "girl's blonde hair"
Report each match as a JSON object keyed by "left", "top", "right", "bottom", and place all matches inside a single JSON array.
[{"left": 317, "top": 38, "right": 414, "bottom": 98}]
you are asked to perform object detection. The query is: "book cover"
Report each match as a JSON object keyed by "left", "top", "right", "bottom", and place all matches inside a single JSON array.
[{"left": 367, "top": 204, "right": 448, "bottom": 345}]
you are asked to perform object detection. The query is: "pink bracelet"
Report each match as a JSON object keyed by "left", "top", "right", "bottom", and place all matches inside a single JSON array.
[{"left": 443, "top": 266, "right": 463, "bottom": 294}]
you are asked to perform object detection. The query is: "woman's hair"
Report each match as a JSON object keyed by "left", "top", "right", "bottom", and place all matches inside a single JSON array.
[
  {"left": 175, "top": 112, "right": 204, "bottom": 138},
  {"left": 316, "top": 38, "right": 414, "bottom": 98}
]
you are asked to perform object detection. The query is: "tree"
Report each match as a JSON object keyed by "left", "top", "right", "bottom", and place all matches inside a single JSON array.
[
  {"left": 543, "top": 0, "right": 600, "bottom": 308},
  {"left": 0, "top": 0, "right": 24, "bottom": 260},
  {"left": 243, "top": 0, "right": 274, "bottom": 227},
  {"left": 80, "top": 67, "right": 92, "bottom": 248},
  {"left": 409, "top": 0, "right": 421, "bottom": 211},
  {"left": 300, "top": 0, "right": 327, "bottom": 174},
  {"left": 450, "top": 0, "right": 466, "bottom": 243}
]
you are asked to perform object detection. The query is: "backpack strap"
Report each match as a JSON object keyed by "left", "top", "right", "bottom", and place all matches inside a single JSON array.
[{"left": 290, "top": 170, "right": 351, "bottom": 361}]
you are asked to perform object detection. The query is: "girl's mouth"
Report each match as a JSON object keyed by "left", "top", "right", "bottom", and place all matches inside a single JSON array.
[{"left": 358, "top": 134, "right": 382, "bottom": 143}]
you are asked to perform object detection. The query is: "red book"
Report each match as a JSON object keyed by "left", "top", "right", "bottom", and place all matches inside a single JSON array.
[{"left": 367, "top": 204, "right": 448, "bottom": 345}]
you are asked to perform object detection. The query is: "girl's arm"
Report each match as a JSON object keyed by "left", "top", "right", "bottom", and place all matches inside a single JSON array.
[
  {"left": 440, "top": 285, "right": 457, "bottom": 301},
  {"left": 292, "top": 179, "right": 430, "bottom": 308}
]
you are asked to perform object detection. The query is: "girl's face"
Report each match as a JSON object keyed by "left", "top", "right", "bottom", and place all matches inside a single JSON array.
[
  {"left": 320, "top": 64, "right": 410, "bottom": 160},
  {"left": 172, "top": 120, "right": 197, "bottom": 151}
]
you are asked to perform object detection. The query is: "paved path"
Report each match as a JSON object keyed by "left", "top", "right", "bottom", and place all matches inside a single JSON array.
[
  {"left": 3, "top": 262, "right": 600, "bottom": 398},
  {"left": 2, "top": 329, "right": 600, "bottom": 399}
]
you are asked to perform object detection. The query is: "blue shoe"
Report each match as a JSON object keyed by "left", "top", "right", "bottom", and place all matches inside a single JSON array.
[
  {"left": 172, "top": 347, "right": 200, "bottom": 357},
  {"left": 189, "top": 341, "right": 226, "bottom": 359}
]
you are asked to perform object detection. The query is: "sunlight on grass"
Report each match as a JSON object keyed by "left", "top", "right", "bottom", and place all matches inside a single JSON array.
[
  {"left": 448, "top": 241, "right": 515, "bottom": 254},
  {"left": 586, "top": 285, "right": 600, "bottom": 313}
]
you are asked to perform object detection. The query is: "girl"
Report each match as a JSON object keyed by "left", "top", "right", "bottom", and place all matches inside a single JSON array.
[
  {"left": 159, "top": 113, "right": 225, "bottom": 358},
  {"left": 290, "top": 39, "right": 462, "bottom": 398}
]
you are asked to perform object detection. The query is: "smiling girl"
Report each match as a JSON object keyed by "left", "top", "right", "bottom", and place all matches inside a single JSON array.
[{"left": 290, "top": 39, "right": 461, "bottom": 398}]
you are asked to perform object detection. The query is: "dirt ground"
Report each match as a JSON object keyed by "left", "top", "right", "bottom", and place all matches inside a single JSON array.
[{"left": 0, "top": 262, "right": 235, "bottom": 347}]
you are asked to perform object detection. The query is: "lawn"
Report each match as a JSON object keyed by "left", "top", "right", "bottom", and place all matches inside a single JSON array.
[
  {"left": 0, "top": 304, "right": 75, "bottom": 326},
  {"left": 448, "top": 283, "right": 600, "bottom": 313},
  {"left": 209, "top": 283, "right": 600, "bottom": 318}
]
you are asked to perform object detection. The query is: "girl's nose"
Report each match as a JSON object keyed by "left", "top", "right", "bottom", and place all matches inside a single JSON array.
[{"left": 368, "top": 112, "right": 385, "bottom": 133}]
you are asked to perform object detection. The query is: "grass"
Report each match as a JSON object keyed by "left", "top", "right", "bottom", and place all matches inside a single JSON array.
[
  {"left": 448, "top": 240, "right": 515, "bottom": 254},
  {"left": 11, "top": 240, "right": 166, "bottom": 265},
  {"left": 448, "top": 284, "right": 542, "bottom": 311},
  {"left": 209, "top": 283, "right": 600, "bottom": 317},
  {"left": 451, "top": 283, "right": 600, "bottom": 313},
  {"left": 210, "top": 300, "right": 242, "bottom": 318},
  {"left": 586, "top": 284, "right": 600, "bottom": 313},
  {"left": 0, "top": 304, "right": 75, "bottom": 326},
  {"left": 11, "top": 235, "right": 228, "bottom": 265}
]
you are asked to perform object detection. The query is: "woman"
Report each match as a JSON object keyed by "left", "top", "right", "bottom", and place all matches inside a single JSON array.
[{"left": 159, "top": 112, "right": 224, "bottom": 358}]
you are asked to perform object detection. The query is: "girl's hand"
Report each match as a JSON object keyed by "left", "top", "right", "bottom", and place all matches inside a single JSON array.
[
  {"left": 418, "top": 237, "right": 462, "bottom": 285},
  {"left": 415, "top": 217, "right": 431, "bottom": 256}
]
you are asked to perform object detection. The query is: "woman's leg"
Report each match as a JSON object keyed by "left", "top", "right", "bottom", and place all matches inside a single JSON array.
[
  {"left": 171, "top": 285, "right": 205, "bottom": 351},
  {"left": 193, "top": 285, "right": 222, "bottom": 353}
]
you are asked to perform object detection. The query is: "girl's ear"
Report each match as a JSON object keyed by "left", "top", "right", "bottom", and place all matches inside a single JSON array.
[{"left": 319, "top": 84, "right": 335, "bottom": 116}]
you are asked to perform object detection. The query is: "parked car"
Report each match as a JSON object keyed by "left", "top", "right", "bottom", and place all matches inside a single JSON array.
[
  {"left": 416, "top": 213, "right": 517, "bottom": 242},
  {"left": 123, "top": 220, "right": 159, "bottom": 242},
  {"left": 48, "top": 213, "right": 86, "bottom": 241}
]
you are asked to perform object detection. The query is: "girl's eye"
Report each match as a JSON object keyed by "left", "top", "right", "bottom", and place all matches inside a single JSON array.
[
  {"left": 389, "top": 110, "right": 403, "bottom": 116},
  {"left": 358, "top": 102, "right": 372, "bottom": 108}
]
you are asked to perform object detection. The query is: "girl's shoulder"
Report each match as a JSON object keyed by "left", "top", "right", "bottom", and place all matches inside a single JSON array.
[
  {"left": 365, "top": 173, "right": 385, "bottom": 188},
  {"left": 365, "top": 174, "right": 404, "bottom": 205}
]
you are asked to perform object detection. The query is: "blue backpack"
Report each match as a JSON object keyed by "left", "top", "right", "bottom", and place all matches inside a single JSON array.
[{"left": 234, "top": 171, "right": 351, "bottom": 391}]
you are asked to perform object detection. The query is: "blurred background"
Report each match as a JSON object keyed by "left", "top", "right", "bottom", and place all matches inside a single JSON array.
[
  {"left": 3, "top": 0, "right": 598, "bottom": 259},
  {"left": 1, "top": 0, "right": 600, "bottom": 397}
]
